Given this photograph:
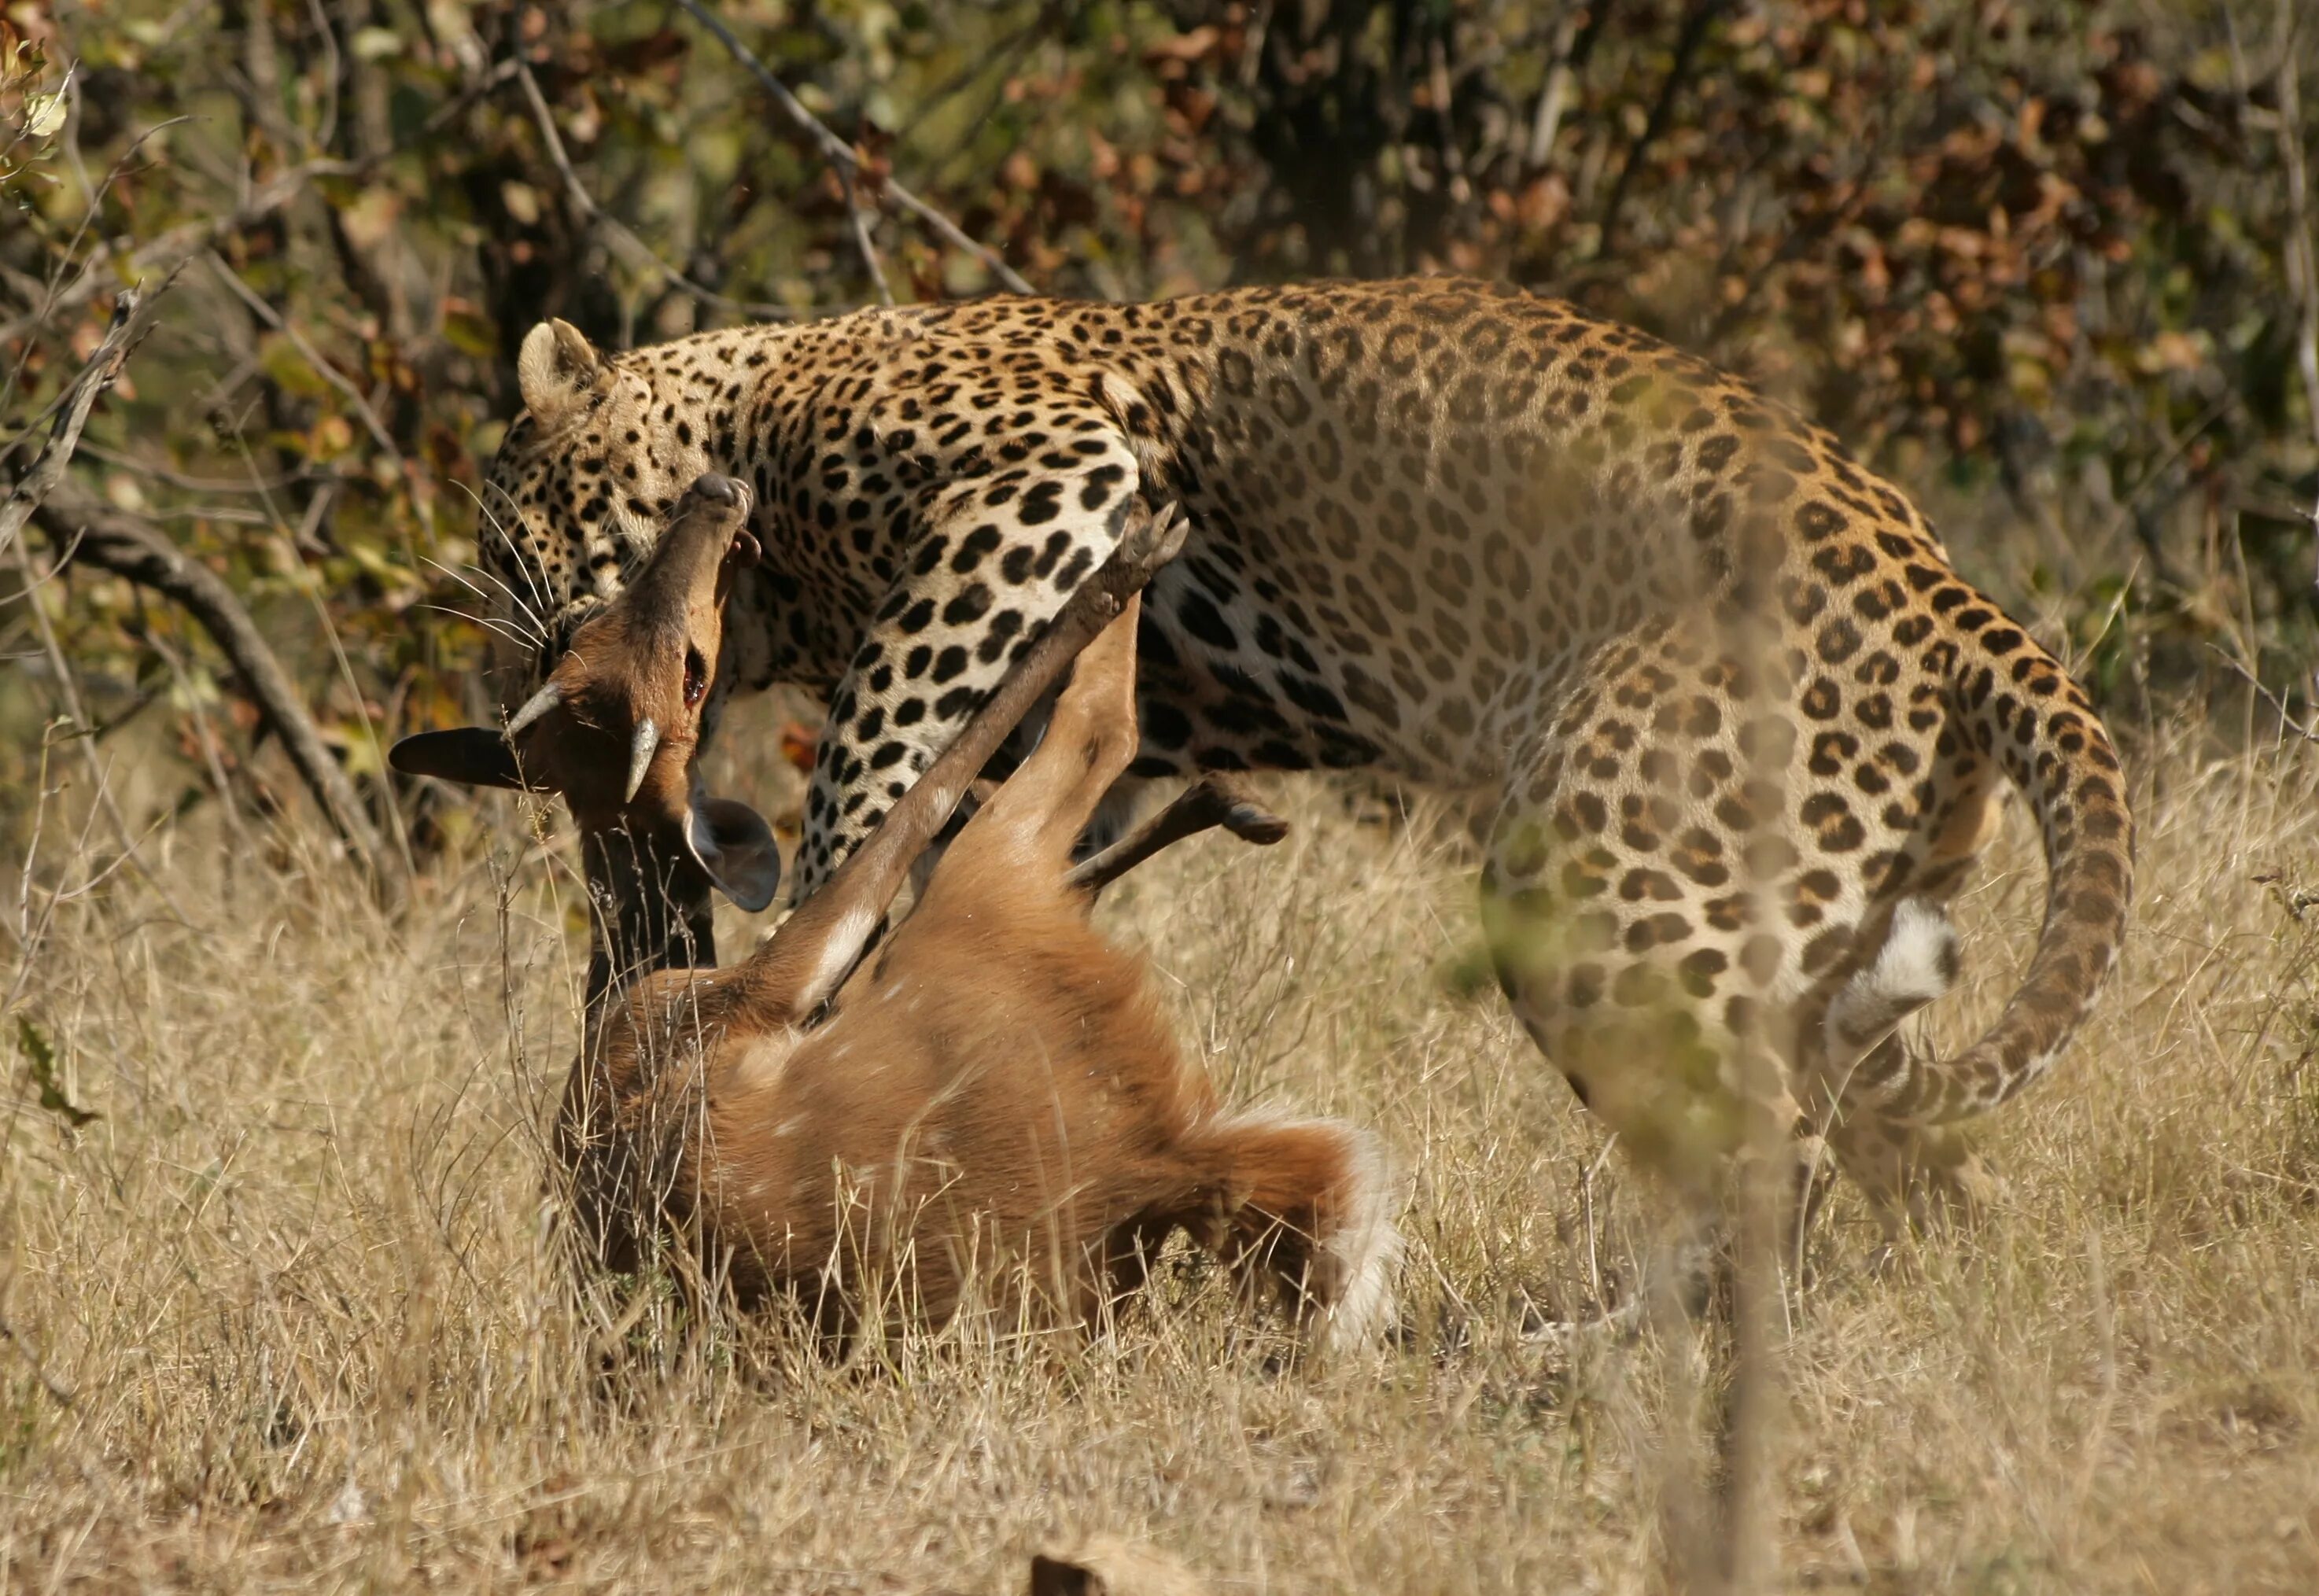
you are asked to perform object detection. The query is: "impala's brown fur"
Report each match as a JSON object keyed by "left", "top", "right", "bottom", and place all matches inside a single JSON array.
[{"left": 395, "top": 478, "right": 1399, "bottom": 1347}]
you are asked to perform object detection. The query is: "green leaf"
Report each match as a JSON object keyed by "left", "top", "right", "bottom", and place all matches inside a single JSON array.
[
  {"left": 442, "top": 305, "right": 497, "bottom": 359},
  {"left": 22, "top": 89, "right": 66, "bottom": 140},
  {"left": 15, "top": 1014, "right": 98, "bottom": 1128},
  {"left": 257, "top": 333, "right": 335, "bottom": 400},
  {"left": 350, "top": 27, "right": 403, "bottom": 61}
]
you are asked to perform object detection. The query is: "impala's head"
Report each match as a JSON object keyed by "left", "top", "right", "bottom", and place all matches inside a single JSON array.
[{"left": 395, "top": 474, "right": 780, "bottom": 996}]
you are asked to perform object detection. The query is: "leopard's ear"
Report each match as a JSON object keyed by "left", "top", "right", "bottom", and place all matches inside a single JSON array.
[{"left": 516, "top": 319, "right": 608, "bottom": 429}]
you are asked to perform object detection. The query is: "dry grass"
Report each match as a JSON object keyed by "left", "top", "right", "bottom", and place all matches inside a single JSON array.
[{"left": 4, "top": 699, "right": 2319, "bottom": 1594}]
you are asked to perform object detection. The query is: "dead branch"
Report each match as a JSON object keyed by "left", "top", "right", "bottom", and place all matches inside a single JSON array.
[
  {"left": 0, "top": 167, "right": 312, "bottom": 350},
  {"left": 670, "top": 0, "right": 1034, "bottom": 297},
  {"left": 1524, "top": 9, "right": 1585, "bottom": 170},
  {"left": 0, "top": 275, "right": 195, "bottom": 916},
  {"left": 834, "top": 157, "right": 895, "bottom": 309},
  {"left": 28, "top": 479, "right": 394, "bottom": 886},
  {"left": 0, "top": 279, "right": 172, "bottom": 561}
]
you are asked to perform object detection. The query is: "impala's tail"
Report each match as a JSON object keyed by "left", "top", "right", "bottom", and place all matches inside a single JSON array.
[
  {"left": 1842, "top": 614, "right": 2134, "bottom": 1126},
  {"left": 1193, "top": 1111, "right": 1402, "bottom": 1350}
]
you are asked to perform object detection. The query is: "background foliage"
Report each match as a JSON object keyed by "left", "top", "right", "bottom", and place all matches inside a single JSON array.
[
  {"left": 6, "top": 9, "right": 2319, "bottom": 1585},
  {"left": 2, "top": 0, "right": 2315, "bottom": 855}
]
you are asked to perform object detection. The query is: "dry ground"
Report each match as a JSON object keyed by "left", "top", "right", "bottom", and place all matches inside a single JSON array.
[{"left": 4, "top": 698, "right": 2318, "bottom": 1594}]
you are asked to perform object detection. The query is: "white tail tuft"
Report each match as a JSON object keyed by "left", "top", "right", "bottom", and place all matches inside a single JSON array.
[
  {"left": 1207, "top": 1108, "right": 1405, "bottom": 1352},
  {"left": 1823, "top": 895, "right": 1960, "bottom": 1066},
  {"left": 1311, "top": 1122, "right": 1404, "bottom": 1353}
]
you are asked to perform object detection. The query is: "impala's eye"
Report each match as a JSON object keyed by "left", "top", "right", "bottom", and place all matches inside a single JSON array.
[{"left": 684, "top": 646, "right": 708, "bottom": 709}]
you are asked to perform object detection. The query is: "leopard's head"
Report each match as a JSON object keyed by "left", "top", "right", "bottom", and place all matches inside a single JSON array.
[{"left": 476, "top": 320, "right": 712, "bottom": 702}]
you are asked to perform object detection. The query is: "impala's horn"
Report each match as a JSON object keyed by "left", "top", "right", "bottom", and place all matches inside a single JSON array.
[
  {"left": 625, "top": 717, "right": 660, "bottom": 804},
  {"left": 503, "top": 680, "right": 564, "bottom": 737}
]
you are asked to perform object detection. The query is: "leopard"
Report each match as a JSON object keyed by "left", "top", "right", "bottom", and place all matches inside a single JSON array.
[{"left": 465, "top": 275, "right": 2134, "bottom": 1238}]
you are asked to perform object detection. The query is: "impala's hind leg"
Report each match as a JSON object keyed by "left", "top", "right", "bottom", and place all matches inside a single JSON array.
[
  {"left": 1821, "top": 1061, "right": 1999, "bottom": 1241},
  {"left": 1065, "top": 773, "right": 1289, "bottom": 898},
  {"left": 952, "top": 595, "right": 1148, "bottom": 875},
  {"left": 745, "top": 510, "right": 1183, "bottom": 1017}
]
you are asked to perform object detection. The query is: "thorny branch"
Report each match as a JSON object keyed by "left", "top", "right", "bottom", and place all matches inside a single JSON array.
[{"left": 670, "top": 0, "right": 1034, "bottom": 297}]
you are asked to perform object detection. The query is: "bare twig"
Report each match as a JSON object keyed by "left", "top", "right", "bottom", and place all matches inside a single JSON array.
[
  {"left": 0, "top": 109, "right": 190, "bottom": 427},
  {"left": 511, "top": 62, "right": 799, "bottom": 323},
  {"left": 28, "top": 479, "right": 394, "bottom": 886},
  {"left": 2208, "top": 645, "right": 2319, "bottom": 743},
  {"left": 1524, "top": 8, "right": 1584, "bottom": 169},
  {"left": 9, "top": 533, "right": 193, "bottom": 928},
  {"left": 0, "top": 278, "right": 171, "bottom": 561},
  {"left": 0, "top": 157, "right": 320, "bottom": 353},
  {"left": 0, "top": 273, "right": 185, "bottom": 916},
  {"left": 68, "top": 439, "right": 323, "bottom": 495},
  {"left": 670, "top": 0, "right": 1034, "bottom": 296},
  {"left": 835, "top": 158, "right": 894, "bottom": 308},
  {"left": 0, "top": 1317, "right": 74, "bottom": 1408}
]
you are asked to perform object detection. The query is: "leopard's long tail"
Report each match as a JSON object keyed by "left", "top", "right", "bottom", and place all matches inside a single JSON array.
[{"left": 1841, "top": 610, "right": 2135, "bottom": 1126}]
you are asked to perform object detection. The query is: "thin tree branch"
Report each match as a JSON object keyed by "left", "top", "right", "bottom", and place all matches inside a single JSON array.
[
  {"left": 0, "top": 111, "right": 190, "bottom": 428},
  {"left": 511, "top": 61, "right": 800, "bottom": 322},
  {"left": 68, "top": 439, "right": 323, "bottom": 495},
  {"left": 28, "top": 480, "right": 394, "bottom": 886},
  {"left": 202, "top": 252, "right": 406, "bottom": 478},
  {"left": 670, "top": 0, "right": 1034, "bottom": 296},
  {"left": 0, "top": 165, "right": 309, "bottom": 348},
  {"left": 0, "top": 61, "right": 522, "bottom": 349},
  {"left": 2270, "top": 16, "right": 2319, "bottom": 588},
  {"left": 9, "top": 532, "right": 194, "bottom": 928},
  {"left": 834, "top": 157, "right": 895, "bottom": 308},
  {"left": 1524, "top": 8, "right": 1583, "bottom": 170},
  {"left": 2209, "top": 644, "right": 2319, "bottom": 743},
  {"left": 0, "top": 278, "right": 173, "bottom": 561}
]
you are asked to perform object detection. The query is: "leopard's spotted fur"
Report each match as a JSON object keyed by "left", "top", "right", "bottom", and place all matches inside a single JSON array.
[{"left": 474, "top": 277, "right": 2133, "bottom": 1226}]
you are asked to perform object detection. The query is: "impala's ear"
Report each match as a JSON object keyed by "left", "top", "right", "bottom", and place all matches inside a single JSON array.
[
  {"left": 687, "top": 794, "right": 781, "bottom": 912},
  {"left": 389, "top": 728, "right": 550, "bottom": 792},
  {"left": 515, "top": 319, "right": 607, "bottom": 427}
]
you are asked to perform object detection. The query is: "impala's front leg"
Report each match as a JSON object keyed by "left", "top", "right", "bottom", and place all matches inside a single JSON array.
[{"left": 790, "top": 447, "right": 1148, "bottom": 901}]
